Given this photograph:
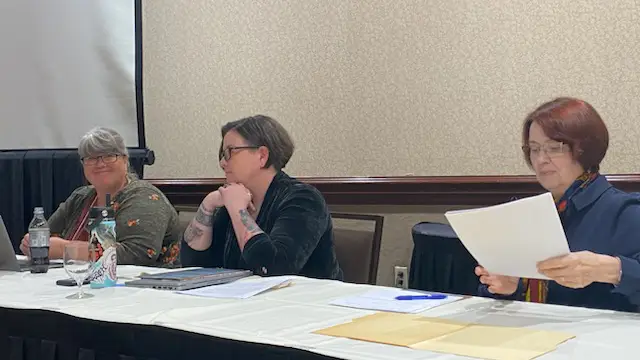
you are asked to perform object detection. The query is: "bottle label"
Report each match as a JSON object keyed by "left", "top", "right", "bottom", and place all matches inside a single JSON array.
[
  {"left": 29, "top": 246, "right": 50, "bottom": 273},
  {"left": 28, "top": 228, "right": 50, "bottom": 247},
  {"left": 88, "top": 220, "right": 117, "bottom": 288}
]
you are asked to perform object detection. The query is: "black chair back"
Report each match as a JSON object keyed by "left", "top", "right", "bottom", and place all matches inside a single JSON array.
[
  {"left": 409, "top": 221, "right": 479, "bottom": 296},
  {"left": 331, "top": 213, "right": 384, "bottom": 285}
]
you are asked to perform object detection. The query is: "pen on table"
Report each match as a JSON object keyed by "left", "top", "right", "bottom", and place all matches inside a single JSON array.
[{"left": 395, "top": 294, "right": 447, "bottom": 300}]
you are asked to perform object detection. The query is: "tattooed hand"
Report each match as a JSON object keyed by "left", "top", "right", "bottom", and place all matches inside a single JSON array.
[
  {"left": 219, "top": 183, "right": 252, "bottom": 212},
  {"left": 202, "top": 190, "right": 223, "bottom": 210}
]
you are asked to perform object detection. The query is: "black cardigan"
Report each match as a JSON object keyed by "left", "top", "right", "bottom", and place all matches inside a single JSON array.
[{"left": 180, "top": 171, "right": 343, "bottom": 280}]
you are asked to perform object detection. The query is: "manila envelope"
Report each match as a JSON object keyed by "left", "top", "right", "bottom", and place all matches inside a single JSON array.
[{"left": 314, "top": 312, "right": 574, "bottom": 360}]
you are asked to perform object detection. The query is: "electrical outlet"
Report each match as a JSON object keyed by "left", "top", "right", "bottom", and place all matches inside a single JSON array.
[{"left": 394, "top": 266, "right": 408, "bottom": 289}]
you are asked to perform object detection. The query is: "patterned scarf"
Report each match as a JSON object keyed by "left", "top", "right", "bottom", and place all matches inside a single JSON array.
[{"left": 524, "top": 170, "right": 599, "bottom": 303}]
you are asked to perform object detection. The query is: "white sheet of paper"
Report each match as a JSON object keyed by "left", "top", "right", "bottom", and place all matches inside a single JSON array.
[
  {"left": 177, "top": 276, "right": 294, "bottom": 299},
  {"left": 330, "top": 288, "right": 462, "bottom": 313},
  {"left": 445, "top": 192, "right": 570, "bottom": 279}
]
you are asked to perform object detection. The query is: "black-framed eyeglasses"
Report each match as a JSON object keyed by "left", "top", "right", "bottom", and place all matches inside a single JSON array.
[
  {"left": 522, "top": 142, "right": 567, "bottom": 158},
  {"left": 81, "top": 154, "right": 121, "bottom": 166},
  {"left": 220, "top": 146, "right": 259, "bottom": 161}
]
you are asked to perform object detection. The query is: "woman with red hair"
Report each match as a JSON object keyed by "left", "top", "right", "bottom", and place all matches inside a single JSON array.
[{"left": 476, "top": 97, "right": 640, "bottom": 312}]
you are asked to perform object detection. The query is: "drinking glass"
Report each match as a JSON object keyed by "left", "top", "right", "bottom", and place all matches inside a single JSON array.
[{"left": 63, "top": 242, "right": 95, "bottom": 299}]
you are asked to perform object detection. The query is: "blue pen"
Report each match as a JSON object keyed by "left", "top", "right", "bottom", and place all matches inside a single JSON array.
[{"left": 395, "top": 294, "right": 447, "bottom": 300}]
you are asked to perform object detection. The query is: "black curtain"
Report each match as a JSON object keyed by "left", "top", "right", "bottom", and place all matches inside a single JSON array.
[
  {"left": 0, "top": 149, "right": 153, "bottom": 252},
  {"left": 0, "top": 152, "right": 24, "bottom": 252},
  {"left": 1, "top": 307, "right": 338, "bottom": 360}
]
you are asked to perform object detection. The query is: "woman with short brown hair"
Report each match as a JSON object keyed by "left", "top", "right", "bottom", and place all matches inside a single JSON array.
[
  {"left": 180, "top": 115, "right": 343, "bottom": 280},
  {"left": 476, "top": 97, "right": 640, "bottom": 312}
]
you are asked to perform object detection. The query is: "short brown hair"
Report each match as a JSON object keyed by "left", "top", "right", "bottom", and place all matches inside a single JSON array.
[
  {"left": 522, "top": 97, "right": 609, "bottom": 171},
  {"left": 220, "top": 115, "right": 295, "bottom": 171}
]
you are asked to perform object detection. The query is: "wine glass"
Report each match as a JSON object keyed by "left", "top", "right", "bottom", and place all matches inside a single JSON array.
[{"left": 63, "top": 242, "right": 94, "bottom": 299}]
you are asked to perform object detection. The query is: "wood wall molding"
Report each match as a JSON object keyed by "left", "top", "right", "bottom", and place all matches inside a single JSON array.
[{"left": 150, "top": 174, "right": 640, "bottom": 206}]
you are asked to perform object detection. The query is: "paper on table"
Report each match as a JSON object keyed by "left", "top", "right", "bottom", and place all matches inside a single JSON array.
[
  {"left": 330, "top": 288, "right": 462, "bottom": 313},
  {"left": 177, "top": 276, "right": 294, "bottom": 299},
  {"left": 444, "top": 192, "right": 570, "bottom": 279},
  {"left": 316, "top": 312, "right": 467, "bottom": 346},
  {"left": 411, "top": 323, "right": 575, "bottom": 360},
  {"left": 315, "top": 312, "right": 575, "bottom": 360}
]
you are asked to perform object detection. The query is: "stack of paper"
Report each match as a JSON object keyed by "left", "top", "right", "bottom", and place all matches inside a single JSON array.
[
  {"left": 315, "top": 312, "right": 575, "bottom": 360},
  {"left": 177, "top": 276, "right": 294, "bottom": 299},
  {"left": 444, "top": 192, "right": 570, "bottom": 279},
  {"left": 330, "top": 288, "right": 462, "bottom": 313}
]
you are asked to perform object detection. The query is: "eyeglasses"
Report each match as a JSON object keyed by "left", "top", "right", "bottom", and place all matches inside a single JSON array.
[
  {"left": 81, "top": 154, "right": 121, "bottom": 166},
  {"left": 220, "top": 146, "right": 259, "bottom": 161},
  {"left": 522, "top": 142, "right": 567, "bottom": 158}
]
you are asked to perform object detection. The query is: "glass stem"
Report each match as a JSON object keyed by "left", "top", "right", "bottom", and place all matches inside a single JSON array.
[{"left": 78, "top": 278, "right": 84, "bottom": 298}]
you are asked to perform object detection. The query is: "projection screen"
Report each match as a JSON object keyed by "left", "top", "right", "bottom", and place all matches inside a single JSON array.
[{"left": 0, "top": 0, "right": 143, "bottom": 150}]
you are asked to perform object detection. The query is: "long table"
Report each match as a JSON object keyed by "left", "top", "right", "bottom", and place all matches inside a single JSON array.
[{"left": 1, "top": 266, "right": 638, "bottom": 360}]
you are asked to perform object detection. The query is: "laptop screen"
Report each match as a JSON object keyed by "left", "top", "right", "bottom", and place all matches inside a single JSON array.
[{"left": 0, "top": 215, "right": 20, "bottom": 271}]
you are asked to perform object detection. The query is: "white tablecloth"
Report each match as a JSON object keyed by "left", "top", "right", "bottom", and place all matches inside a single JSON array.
[{"left": 1, "top": 265, "right": 639, "bottom": 359}]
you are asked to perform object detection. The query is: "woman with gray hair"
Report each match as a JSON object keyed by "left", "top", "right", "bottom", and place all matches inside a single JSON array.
[{"left": 20, "top": 127, "right": 181, "bottom": 266}]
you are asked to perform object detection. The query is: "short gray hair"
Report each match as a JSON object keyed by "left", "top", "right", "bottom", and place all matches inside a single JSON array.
[{"left": 78, "top": 127, "right": 129, "bottom": 159}]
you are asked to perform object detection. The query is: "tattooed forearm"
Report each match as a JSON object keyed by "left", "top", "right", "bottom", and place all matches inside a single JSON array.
[
  {"left": 230, "top": 209, "right": 265, "bottom": 249},
  {"left": 195, "top": 204, "right": 215, "bottom": 226},
  {"left": 182, "top": 203, "right": 216, "bottom": 250},
  {"left": 183, "top": 222, "right": 204, "bottom": 244},
  {"left": 239, "top": 209, "right": 263, "bottom": 234}
]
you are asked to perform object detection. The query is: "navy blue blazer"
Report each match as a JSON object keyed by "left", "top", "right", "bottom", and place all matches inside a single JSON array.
[{"left": 479, "top": 175, "right": 640, "bottom": 312}]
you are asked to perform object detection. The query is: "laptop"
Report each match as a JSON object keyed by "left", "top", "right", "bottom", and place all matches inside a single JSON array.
[
  {"left": 0, "top": 215, "right": 64, "bottom": 272},
  {"left": 125, "top": 267, "right": 253, "bottom": 291}
]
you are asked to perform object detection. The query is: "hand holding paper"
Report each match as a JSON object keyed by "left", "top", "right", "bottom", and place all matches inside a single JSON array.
[
  {"left": 475, "top": 266, "right": 520, "bottom": 295},
  {"left": 537, "top": 250, "right": 620, "bottom": 288},
  {"left": 445, "top": 193, "right": 571, "bottom": 280}
]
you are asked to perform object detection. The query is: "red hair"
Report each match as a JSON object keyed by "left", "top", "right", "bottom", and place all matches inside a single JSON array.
[{"left": 522, "top": 97, "right": 609, "bottom": 171}]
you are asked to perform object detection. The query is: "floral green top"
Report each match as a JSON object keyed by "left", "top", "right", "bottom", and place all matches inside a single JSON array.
[{"left": 48, "top": 177, "right": 181, "bottom": 267}]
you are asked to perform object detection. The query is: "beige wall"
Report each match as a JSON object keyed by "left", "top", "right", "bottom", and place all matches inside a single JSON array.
[
  {"left": 143, "top": 0, "right": 640, "bottom": 179},
  {"left": 145, "top": 1, "right": 640, "bottom": 284}
]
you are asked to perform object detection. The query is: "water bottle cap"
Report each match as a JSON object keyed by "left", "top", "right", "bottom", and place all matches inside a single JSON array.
[
  {"left": 34, "top": 207, "right": 44, "bottom": 214},
  {"left": 89, "top": 206, "right": 115, "bottom": 220}
]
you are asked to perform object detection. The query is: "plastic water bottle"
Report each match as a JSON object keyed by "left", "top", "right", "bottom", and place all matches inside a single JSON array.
[
  {"left": 87, "top": 194, "right": 117, "bottom": 288},
  {"left": 28, "top": 207, "right": 50, "bottom": 273}
]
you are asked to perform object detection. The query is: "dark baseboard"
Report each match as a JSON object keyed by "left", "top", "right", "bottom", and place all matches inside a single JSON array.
[{"left": 150, "top": 174, "right": 640, "bottom": 207}]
